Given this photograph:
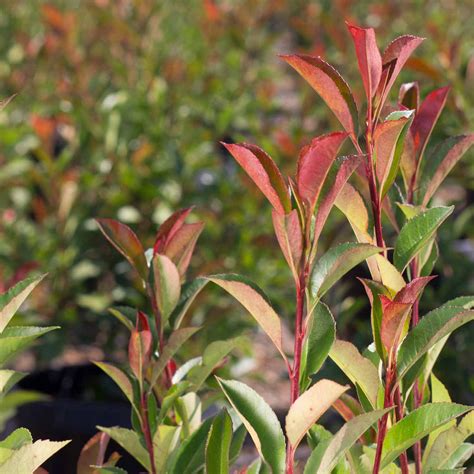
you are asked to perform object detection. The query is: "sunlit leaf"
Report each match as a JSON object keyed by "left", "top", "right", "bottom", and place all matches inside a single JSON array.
[
  {"left": 381, "top": 403, "right": 472, "bottom": 467},
  {"left": 281, "top": 54, "right": 358, "bottom": 137},
  {"left": 304, "top": 408, "right": 391, "bottom": 473},
  {"left": 222, "top": 143, "right": 291, "bottom": 215},
  {"left": 205, "top": 409, "right": 232, "bottom": 474},
  {"left": 207, "top": 274, "right": 286, "bottom": 361},
  {"left": 393, "top": 206, "right": 453, "bottom": 271},
  {"left": 96, "top": 219, "right": 148, "bottom": 280},
  {"left": 346, "top": 22, "right": 382, "bottom": 100},
  {"left": 286, "top": 379, "right": 348, "bottom": 449},
  {"left": 217, "top": 378, "right": 286, "bottom": 473},
  {"left": 152, "top": 254, "right": 181, "bottom": 323}
]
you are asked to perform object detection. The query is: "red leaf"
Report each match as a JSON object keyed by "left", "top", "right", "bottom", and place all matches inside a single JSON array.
[
  {"left": 272, "top": 209, "right": 303, "bottom": 281},
  {"left": 128, "top": 311, "right": 152, "bottom": 380},
  {"left": 96, "top": 218, "right": 148, "bottom": 280},
  {"left": 346, "top": 22, "right": 382, "bottom": 100},
  {"left": 164, "top": 222, "right": 204, "bottom": 277},
  {"left": 281, "top": 54, "right": 358, "bottom": 137},
  {"left": 296, "top": 132, "right": 348, "bottom": 212},
  {"left": 411, "top": 86, "right": 450, "bottom": 161},
  {"left": 399, "top": 82, "right": 420, "bottom": 110},
  {"left": 313, "top": 154, "right": 362, "bottom": 243},
  {"left": 394, "top": 276, "right": 435, "bottom": 304},
  {"left": 374, "top": 116, "right": 411, "bottom": 188},
  {"left": 154, "top": 207, "right": 194, "bottom": 255},
  {"left": 377, "top": 35, "right": 424, "bottom": 108},
  {"left": 222, "top": 142, "right": 291, "bottom": 214}
]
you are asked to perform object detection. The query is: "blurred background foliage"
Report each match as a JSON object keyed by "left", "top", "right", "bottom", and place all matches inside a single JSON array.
[{"left": 0, "top": 0, "right": 472, "bottom": 402}]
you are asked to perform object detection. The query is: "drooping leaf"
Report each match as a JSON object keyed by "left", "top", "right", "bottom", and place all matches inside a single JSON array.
[
  {"left": 94, "top": 362, "right": 135, "bottom": 410},
  {"left": 96, "top": 219, "right": 148, "bottom": 280},
  {"left": 0, "top": 274, "right": 46, "bottom": 333},
  {"left": 222, "top": 143, "right": 291, "bottom": 215},
  {"left": 393, "top": 206, "right": 453, "bottom": 271},
  {"left": 0, "top": 439, "right": 70, "bottom": 473},
  {"left": 300, "top": 302, "right": 335, "bottom": 390},
  {"left": 286, "top": 379, "right": 348, "bottom": 449},
  {"left": 417, "top": 134, "right": 474, "bottom": 206},
  {"left": 397, "top": 305, "right": 474, "bottom": 379},
  {"left": 281, "top": 54, "right": 358, "bottom": 137},
  {"left": 207, "top": 275, "right": 286, "bottom": 361},
  {"left": 217, "top": 378, "right": 286, "bottom": 473},
  {"left": 380, "top": 403, "right": 472, "bottom": 467},
  {"left": 411, "top": 86, "right": 450, "bottom": 162},
  {"left": 272, "top": 209, "right": 303, "bottom": 281},
  {"left": 309, "top": 243, "right": 381, "bottom": 308},
  {"left": 296, "top": 132, "right": 348, "bottom": 212},
  {"left": 313, "top": 155, "right": 362, "bottom": 244},
  {"left": 346, "top": 22, "right": 382, "bottom": 100},
  {"left": 329, "top": 340, "right": 380, "bottom": 409},
  {"left": 151, "top": 254, "right": 181, "bottom": 324},
  {"left": 98, "top": 427, "right": 150, "bottom": 471},
  {"left": 188, "top": 336, "right": 245, "bottom": 389},
  {"left": 376, "top": 35, "right": 425, "bottom": 109},
  {"left": 0, "top": 326, "right": 59, "bottom": 365},
  {"left": 149, "top": 327, "right": 200, "bottom": 387},
  {"left": 304, "top": 408, "right": 391, "bottom": 473},
  {"left": 108, "top": 307, "right": 135, "bottom": 331},
  {"left": 205, "top": 409, "right": 233, "bottom": 474}
]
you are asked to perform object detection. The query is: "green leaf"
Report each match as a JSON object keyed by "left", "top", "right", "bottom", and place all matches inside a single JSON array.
[
  {"left": 309, "top": 243, "right": 381, "bottom": 306},
  {"left": 424, "top": 411, "right": 474, "bottom": 470},
  {"left": 108, "top": 306, "right": 135, "bottom": 331},
  {"left": 417, "top": 134, "right": 474, "bottom": 207},
  {"left": 217, "top": 378, "right": 286, "bottom": 473},
  {"left": 153, "top": 425, "right": 180, "bottom": 473},
  {"left": 207, "top": 275, "right": 286, "bottom": 362},
  {"left": 329, "top": 340, "right": 380, "bottom": 409},
  {"left": 168, "top": 417, "right": 213, "bottom": 474},
  {"left": 397, "top": 305, "right": 474, "bottom": 379},
  {"left": 152, "top": 254, "right": 181, "bottom": 324},
  {"left": 98, "top": 426, "right": 150, "bottom": 471},
  {"left": 380, "top": 403, "right": 472, "bottom": 467},
  {"left": 393, "top": 206, "right": 453, "bottom": 271},
  {"left": 205, "top": 409, "right": 233, "bottom": 474},
  {"left": 0, "top": 428, "right": 32, "bottom": 464},
  {"left": 149, "top": 327, "right": 200, "bottom": 388},
  {"left": 229, "top": 423, "right": 247, "bottom": 465},
  {"left": 94, "top": 362, "right": 135, "bottom": 411},
  {"left": 0, "top": 439, "right": 69, "bottom": 473},
  {"left": 286, "top": 379, "right": 348, "bottom": 449},
  {"left": 0, "top": 274, "right": 46, "bottom": 333},
  {"left": 300, "top": 302, "right": 335, "bottom": 390},
  {"left": 0, "top": 370, "right": 26, "bottom": 396},
  {"left": 188, "top": 336, "right": 245, "bottom": 389},
  {"left": 158, "top": 382, "right": 191, "bottom": 424},
  {"left": 96, "top": 219, "right": 148, "bottom": 280},
  {"left": 304, "top": 408, "right": 391, "bottom": 473},
  {"left": 0, "top": 326, "right": 59, "bottom": 365}
]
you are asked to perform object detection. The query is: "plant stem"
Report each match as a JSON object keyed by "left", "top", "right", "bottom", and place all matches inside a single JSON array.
[
  {"left": 372, "top": 364, "right": 394, "bottom": 474},
  {"left": 409, "top": 259, "right": 423, "bottom": 474},
  {"left": 287, "top": 271, "right": 307, "bottom": 474},
  {"left": 394, "top": 386, "right": 409, "bottom": 474},
  {"left": 140, "top": 391, "right": 157, "bottom": 474}
]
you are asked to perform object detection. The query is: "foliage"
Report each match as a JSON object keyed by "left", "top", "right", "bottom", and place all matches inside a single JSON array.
[{"left": 0, "top": 273, "right": 68, "bottom": 471}]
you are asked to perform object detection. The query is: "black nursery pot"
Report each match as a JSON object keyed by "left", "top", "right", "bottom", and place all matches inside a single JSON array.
[{"left": 9, "top": 363, "right": 143, "bottom": 474}]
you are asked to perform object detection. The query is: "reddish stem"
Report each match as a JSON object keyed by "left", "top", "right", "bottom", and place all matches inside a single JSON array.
[
  {"left": 394, "top": 386, "right": 409, "bottom": 474},
  {"left": 140, "top": 391, "right": 157, "bottom": 474}
]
